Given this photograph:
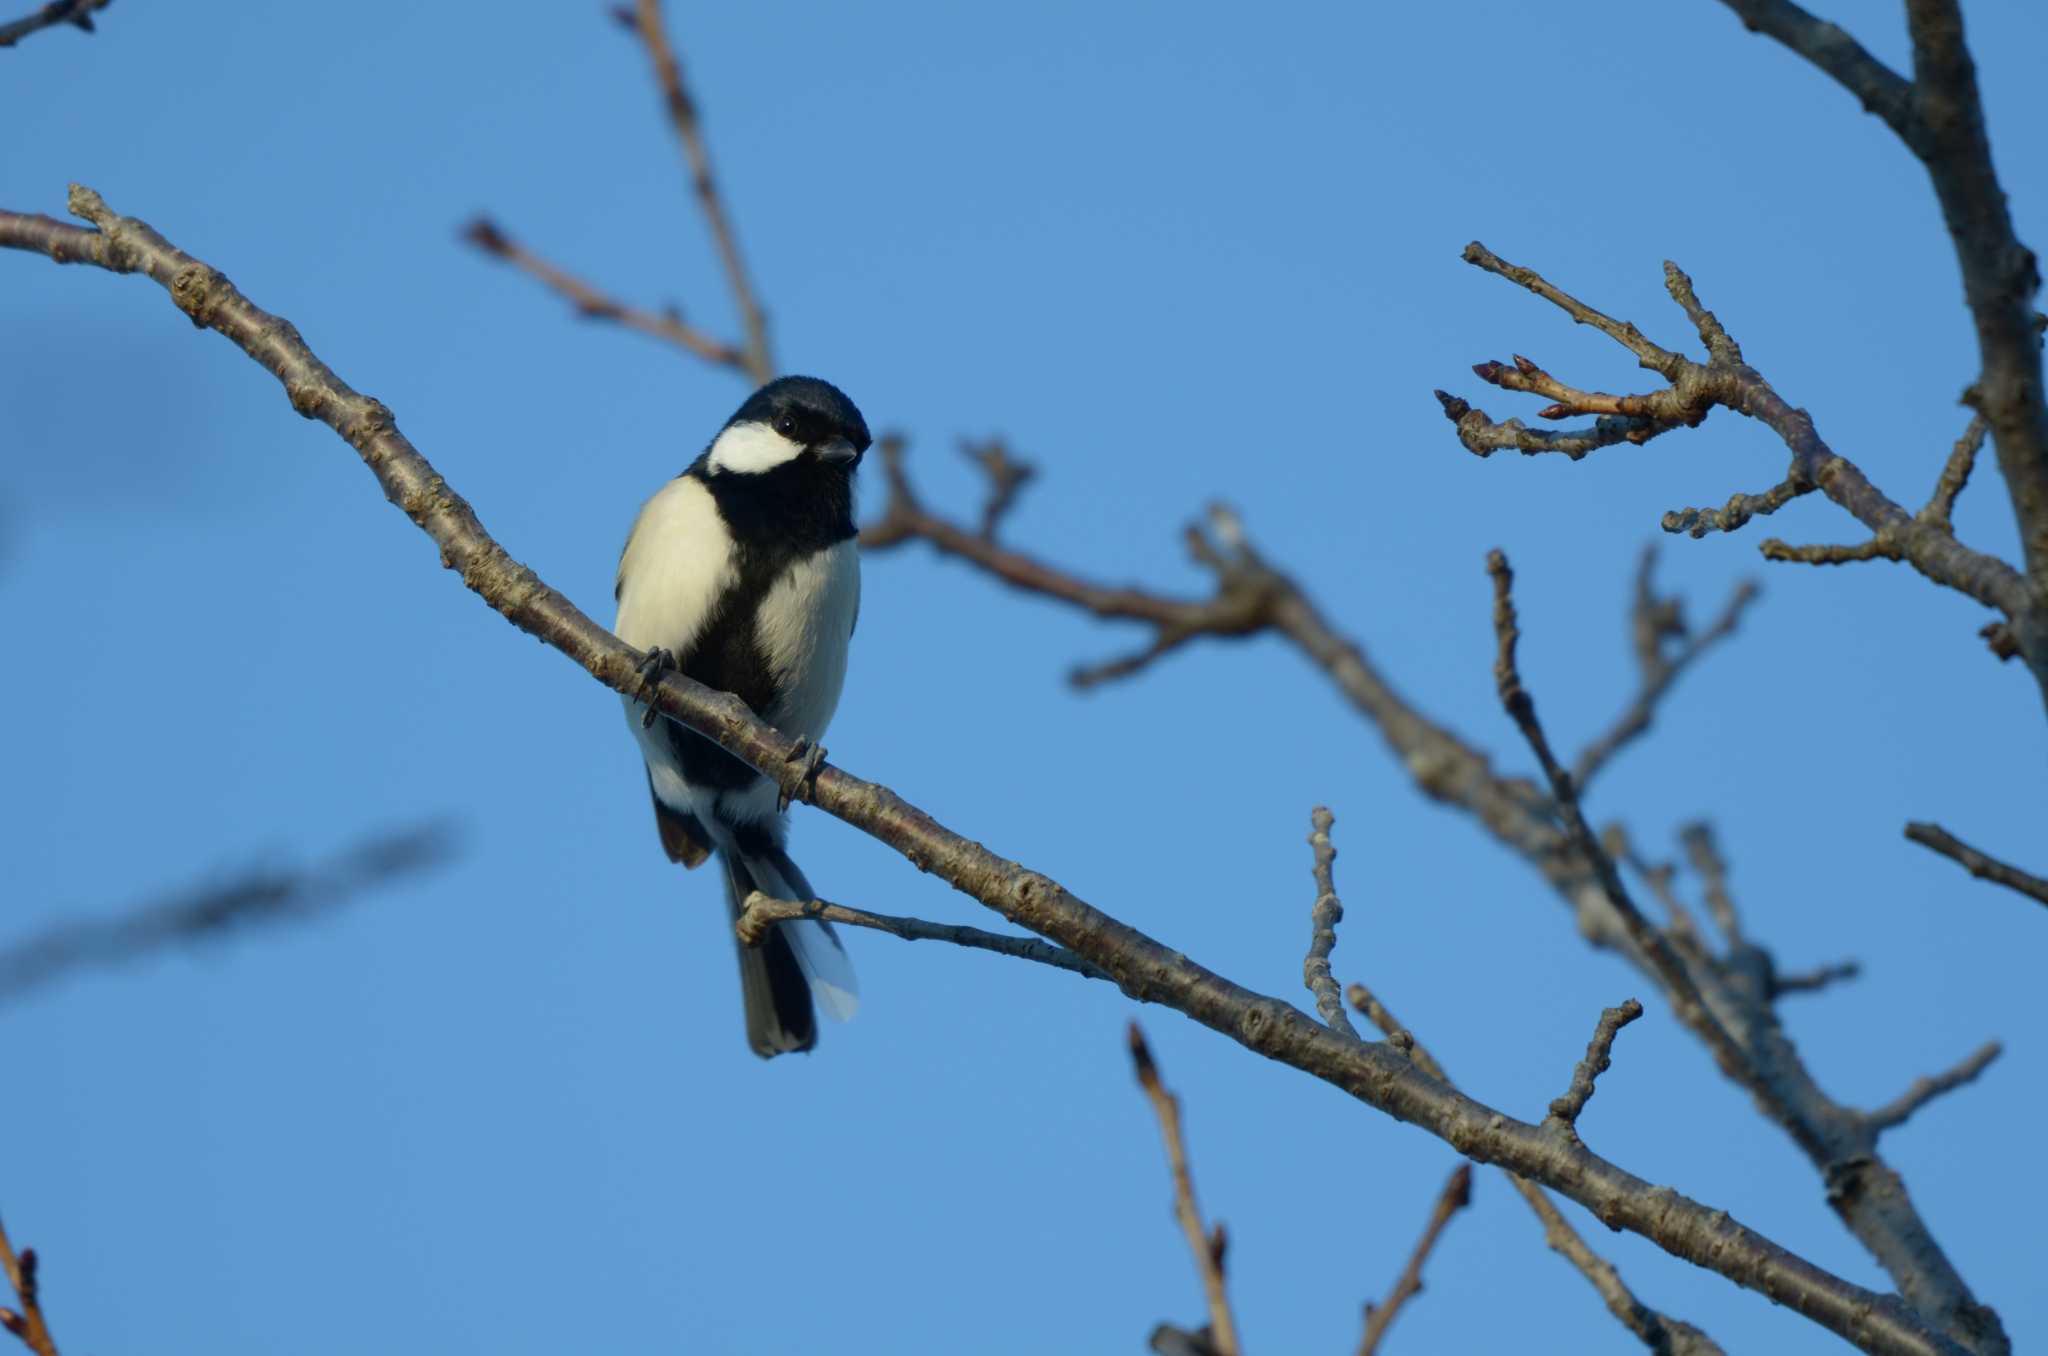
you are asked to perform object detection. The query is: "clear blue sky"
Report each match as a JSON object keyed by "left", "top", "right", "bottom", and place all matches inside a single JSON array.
[{"left": 5, "top": 3, "right": 2044, "bottom": 1352}]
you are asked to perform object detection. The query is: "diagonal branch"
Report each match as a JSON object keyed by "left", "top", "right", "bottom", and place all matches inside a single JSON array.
[
  {"left": 0, "top": 186, "right": 1985, "bottom": 1356},
  {"left": 1904, "top": 822, "right": 2048, "bottom": 910},
  {"left": 0, "top": 0, "right": 109, "bottom": 49},
  {"left": 0, "top": 1216, "right": 58, "bottom": 1356},
  {"left": 0, "top": 823, "right": 457, "bottom": 1007},
  {"left": 1130, "top": 1024, "right": 1240, "bottom": 1356},
  {"left": 621, "top": 0, "right": 773, "bottom": 384},
  {"left": 1864, "top": 1042, "right": 2003, "bottom": 1135},
  {"left": 460, "top": 218, "right": 747, "bottom": 369},
  {"left": 1355, "top": 1164, "right": 1472, "bottom": 1356},
  {"left": 733, "top": 891, "right": 1108, "bottom": 982}
]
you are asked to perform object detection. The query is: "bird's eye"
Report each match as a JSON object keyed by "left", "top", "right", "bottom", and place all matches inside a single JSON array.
[{"left": 773, "top": 413, "right": 798, "bottom": 438}]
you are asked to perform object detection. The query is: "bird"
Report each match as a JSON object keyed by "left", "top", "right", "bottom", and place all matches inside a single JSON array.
[{"left": 614, "top": 375, "right": 870, "bottom": 1057}]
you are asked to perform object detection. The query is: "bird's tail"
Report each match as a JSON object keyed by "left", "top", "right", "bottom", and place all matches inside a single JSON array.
[{"left": 721, "top": 844, "right": 859, "bottom": 1059}]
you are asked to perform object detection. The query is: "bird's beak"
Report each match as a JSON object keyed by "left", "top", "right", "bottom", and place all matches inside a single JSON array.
[{"left": 817, "top": 436, "right": 860, "bottom": 465}]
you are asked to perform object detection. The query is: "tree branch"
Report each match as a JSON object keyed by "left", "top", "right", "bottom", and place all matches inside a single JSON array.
[
  {"left": 460, "top": 217, "right": 746, "bottom": 369},
  {"left": 0, "top": 823, "right": 457, "bottom": 1007},
  {"left": 1350, "top": 984, "right": 1725, "bottom": 1356},
  {"left": 1129, "top": 1024, "right": 1240, "bottom": 1356},
  {"left": 0, "top": 1217, "right": 58, "bottom": 1356},
  {"left": 618, "top": 0, "right": 772, "bottom": 384},
  {"left": 1355, "top": 1164, "right": 1472, "bottom": 1356},
  {"left": 0, "top": 0, "right": 109, "bottom": 49},
  {"left": 1303, "top": 807, "right": 1358, "bottom": 1036},
  {"left": 1904, "top": 822, "right": 2048, "bottom": 910},
  {"left": 0, "top": 186, "right": 1985, "bottom": 1356},
  {"left": 1547, "top": 1000, "right": 1645, "bottom": 1133},
  {"left": 1865, "top": 1042, "right": 2003, "bottom": 1135},
  {"left": 733, "top": 891, "right": 1107, "bottom": 982}
]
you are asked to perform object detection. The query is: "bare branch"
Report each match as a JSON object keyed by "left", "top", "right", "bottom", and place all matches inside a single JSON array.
[
  {"left": 1129, "top": 1024, "right": 1240, "bottom": 1356},
  {"left": 0, "top": 0, "right": 109, "bottom": 49},
  {"left": 0, "top": 823, "right": 457, "bottom": 1007},
  {"left": 1548, "top": 1000, "right": 1645, "bottom": 1132},
  {"left": 1302, "top": 807, "right": 1358, "bottom": 1036},
  {"left": 1923, "top": 414, "right": 1989, "bottom": 531},
  {"left": 0, "top": 1216, "right": 58, "bottom": 1356},
  {"left": 1713, "top": 1, "right": 1914, "bottom": 133},
  {"left": 1433, "top": 390, "right": 1668, "bottom": 461},
  {"left": 1904, "top": 822, "right": 2048, "bottom": 910},
  {"left": 1350, "top": 985, "right": 1725, "bottom": 1356},
  {"left": 1865, "top": 1042, "right": 2003, "bottom": 1134},
  {"left": 1680, "top": 823, "right": 1742, "bottom": 945},
  {"left": 620, "top": 0, "right": 773, "bottom": 384},
  {"left": 1663, "top": 475, "right": 1814, "bottom": 538},
  {"left": 0, "top": 188, "right": 1982, "bottom": 1356},
  {"left": 1573, "top": 548, "right": 1758, "bottom": 790},
  {"left": 1356, "top": 1164, "right": 1473, "bottom": 1356},
  {"left": 460, "top": 217, "right": 747, "bottom": 369},
  {"left": 961, "top": 437, "right": 1037, "bottom": 540},
  {"left": 1772, "top": 959, "right": 1863, "bottom": 999},
  {"left": 734, "top": 891, "right": 1107, "bottom": 982}
]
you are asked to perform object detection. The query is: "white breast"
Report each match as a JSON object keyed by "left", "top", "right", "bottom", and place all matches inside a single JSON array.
[
  {"left": 756, "top": 540, "right": 861, "bottom": 744},
  {"left": 614, "top": 476, "right": 736, "bottom": 657}
]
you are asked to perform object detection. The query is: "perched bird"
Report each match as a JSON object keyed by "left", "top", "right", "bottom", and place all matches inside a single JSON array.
[{"left": 614, "top": 376, "right": 869, "bottom": 1057}]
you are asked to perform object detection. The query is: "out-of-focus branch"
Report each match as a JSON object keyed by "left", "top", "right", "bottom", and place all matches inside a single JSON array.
[
  {"left": 1129, "top": 1024, "right": 1240, "bottom": 1356},
  {"left": 1302, "top": 807, "right": 1357, "bottom": 1036},
  {"left": 1439, "top": 245, "right": 2039, "bottom": 701},
  {"left": 619, "top": 0, "right": 772, "bottom": 384},
  {"left": 1904, "top": 822, "right": 2048, "bottom": 910},
  {"left": 0, "top": 187, "right": 1983, "bottom": 1356},
  {"left": 0, "top": 0, "right": 109, "bottom": 48},
  {"left": 0, "top": 1216, "right": 58, "bottom": 1356},
  {"left": 1355, "top": 1164, "right": 1472, "bottom": 1356},
  {"left": 1773, "top": 958, "right": 1862, "bottom": 998},
  {"left": 1865, "top": 1042, "right": 2003, "bottom": 1134},
  {"left": 460, "top": 218, "right": 746, "bottom": 369},
  {"left": 734, "top": 891, "right": 1107, "bottom": 982},
  {"left": 1350, "top": 984, "right": 1725, "bottom": 1356},
  {"left": 0, "top": 823, "right": 458, "bottom": 1006},
  {"left": 1573, "top": 546, "right": 1758, "bottom": 791}
]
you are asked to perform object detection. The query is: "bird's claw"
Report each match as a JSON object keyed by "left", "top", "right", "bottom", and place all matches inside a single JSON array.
[
  {"left": 777, "top": 737, "right": 828, "bottom": 812},
  {"left": 636, "top": 647, "right": 677, "bottom": 728}
]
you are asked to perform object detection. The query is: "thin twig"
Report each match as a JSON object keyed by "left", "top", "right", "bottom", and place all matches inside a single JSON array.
[
  {"left": 0, "top": 188, "right": 1978, "bottom": 1356},
  {"left": 1772, "top": 959, "right": 1862, "bottom": 999},
  {"left": 460, "top": 217, "right": 746, "bottom": 369},
  {"left": 1865, "top": 1042, "right": 2003, "bottom": 1134},
  {"left": 1680, "top": 823, "right": 1742, "bottom": 946},
  {"left": 961, "top": 437, "right": 1037, "bottom": 540},
  {"left": 0, "top": 1216, "right": 58, "bottom": 1356},
  {"left": 1303, "top": 807, "right": 1357, "bottom": 1035},
  {"left": 1548, "top": 1001, "right": 1645, "bottom": 1131},
  {"left": 623, "top": 0, "right": 773, "bottom": 384},
  {"left": 1348, "top": 984, "right": 1725, "bottom": 1356},
  {"left": 0, "top": 0, "right": 109, "bottom": 48},
  {"left": 1904, "top": 822, "right": 2048, "bottom": 909},
  {"left": 1129, "top": 1024, "right": 1240, "bottom": 1356},
  {"left": 0, "top": 823, "right": 458, "bottom": 1006},
  {"left": 1356, "top": 1164, "right": 1473, "bottom": 1356},
  {"left": 734, "top": 891, "right": 1108, "bottom": 982}
]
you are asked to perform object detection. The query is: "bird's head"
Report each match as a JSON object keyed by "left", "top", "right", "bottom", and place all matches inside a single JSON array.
[{"left": 704, "top": 376, "right": 871, "bottom": 479}]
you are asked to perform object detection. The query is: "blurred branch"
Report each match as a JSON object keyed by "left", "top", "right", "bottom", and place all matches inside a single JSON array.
[
  {"left": 0, "top": 823, "right": 458, "bottom": 1006},
  {"left": 734, "top": 891, "right": 1107, "bottom": 982},
  {"left": 1302, "top": 807, "right": 1357, "bottom": 1036},
  {"left": 1437, "top": 245, "right": 2040, "bottom": 704},
  {"left": 0, "top": 0, "right": 109, "bottom": 49},
  {"left": 1904, "top": 822, "right": 2048, "bottom": 910},
  {"left": 1129, "top": 1023, "right": 1239, "bottom": 1356},
  {"left": 1356, "top": 1163, "right": 1472, "bottom": 1356},
  {"left": 460, "top": 218, "right": 746, "bottom": 369},
  {"left": 1572, "top": 547, "right": 1758, "bottom": 791},
  {"left": 0, "top": 185, "right": 1984, "bottom": 1356},
  {"left": 0, "top": 1216, "right": 58, "bottom": 1356},
  {"left": 1865, "top": 1042, "right": 2003, "bottom": 1135},
  {"left": 1349, "top": 984, "right": 1725, "bottom": 1356},
  {"left": 618, "top": 0, "right": 772, "bottom": 384}
]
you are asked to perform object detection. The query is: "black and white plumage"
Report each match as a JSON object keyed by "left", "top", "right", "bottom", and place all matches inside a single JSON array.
[{"left": 615, "top": 376, "right": 870, "bottom": 1057}]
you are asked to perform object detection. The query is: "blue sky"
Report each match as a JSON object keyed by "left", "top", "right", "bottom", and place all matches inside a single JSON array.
[{"left": 4, "top": 2, "right": 2045, "bottom": 1352}]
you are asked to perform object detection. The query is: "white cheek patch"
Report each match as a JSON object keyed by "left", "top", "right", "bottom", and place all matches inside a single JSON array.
[{"left": 707, "top": 420, "right": 805, "bottom": 475}]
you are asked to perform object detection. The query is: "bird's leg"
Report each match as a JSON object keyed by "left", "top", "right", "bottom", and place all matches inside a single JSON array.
[
  {"left": 777, "top": 736, "right": 828, "bottom": 812},
  {"left": 636, "top": 646, "right": 677, "bottom": 728}
]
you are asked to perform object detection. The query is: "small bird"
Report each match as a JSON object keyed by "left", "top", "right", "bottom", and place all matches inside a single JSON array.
[{"left": 614, "top": 375, "right": 869, "bottom": 1057}]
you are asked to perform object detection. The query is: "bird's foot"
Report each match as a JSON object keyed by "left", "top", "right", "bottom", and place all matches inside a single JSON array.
[
  {"left": 777, "top": 737, "right": 828, "bottom": 812},
  {"left": 636, "top": 647, "right": 677, "bottom": 728}
]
